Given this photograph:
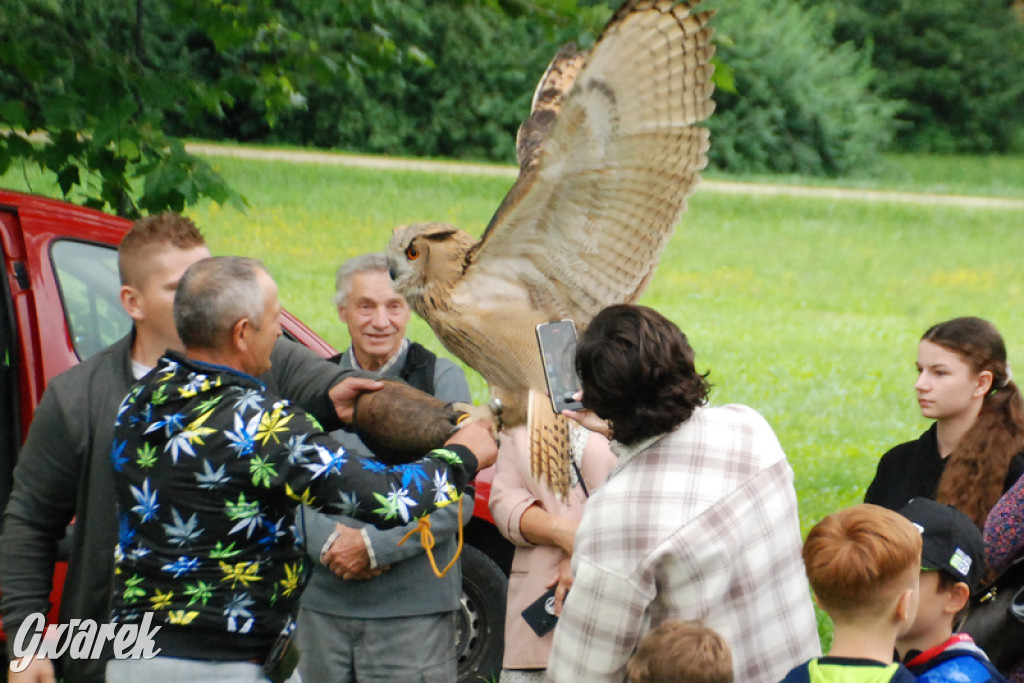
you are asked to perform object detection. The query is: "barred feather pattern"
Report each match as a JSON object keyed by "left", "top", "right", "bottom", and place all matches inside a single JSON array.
[
  {"left": 528, "top": 389, "right": 572, "bottom": 499},
  {"left": 387, "top": 0, "right": 716, "bottom": 490}
]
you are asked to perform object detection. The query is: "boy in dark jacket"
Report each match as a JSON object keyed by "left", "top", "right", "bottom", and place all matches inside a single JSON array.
[{"left": 897, "top": 498, "right": 1007, "bottom": 683}]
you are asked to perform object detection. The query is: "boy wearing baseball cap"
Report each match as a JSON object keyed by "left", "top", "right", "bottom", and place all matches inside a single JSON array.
[{"left": 897, "top": 498, "right": 1007, "bottom": 682}]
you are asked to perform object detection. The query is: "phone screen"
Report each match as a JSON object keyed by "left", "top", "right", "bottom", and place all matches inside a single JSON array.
[{"left": 536, "top": 320, "right": 585, "bottom": 414}]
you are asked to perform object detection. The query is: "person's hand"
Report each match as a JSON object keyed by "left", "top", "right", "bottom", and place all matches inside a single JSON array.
[
  {"left": 329, "top": 377, "right": 385, "bottom": 424},
  {"left": 547, "top": 556, "right": 574, "bottom": 616},
  {"left": 445, "top": 420, "right": 498, "bottom": 470},
  {"left": 561, "top": 391, "right": 611, "bottom": 438},
  {"left": 8, "top": 656, "right": 57, "bottom": 683},
  {"left": 322, "top": 524, "right": 387, "bottom": 580}
]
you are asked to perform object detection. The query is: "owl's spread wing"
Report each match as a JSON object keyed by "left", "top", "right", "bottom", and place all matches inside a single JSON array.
[{"left": 466, "top": 0, "right": 716, "bottom": 326}]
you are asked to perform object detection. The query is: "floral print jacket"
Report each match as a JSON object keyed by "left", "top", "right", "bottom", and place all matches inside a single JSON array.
[{"left": 109, "top": 351, "right": 476, "bottom": 662}]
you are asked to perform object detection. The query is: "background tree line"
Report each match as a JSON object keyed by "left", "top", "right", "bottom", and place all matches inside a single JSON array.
[{"left": 1, "top": 0, "right": 1023, "bottom": 216}]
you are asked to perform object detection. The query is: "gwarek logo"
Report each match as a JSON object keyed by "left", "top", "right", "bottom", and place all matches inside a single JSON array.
[{"left": 9, "top": 612, "right": 161, "bottom": 673}]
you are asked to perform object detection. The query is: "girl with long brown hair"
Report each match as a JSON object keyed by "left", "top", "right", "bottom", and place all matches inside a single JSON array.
[{"left": 865, "top": 316, "right": 1024, "bottom": 529}]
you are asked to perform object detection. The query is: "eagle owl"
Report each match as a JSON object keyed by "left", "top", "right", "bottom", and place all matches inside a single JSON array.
[{"left": 388, "top": 0, "right": 716, "bottom": 496}]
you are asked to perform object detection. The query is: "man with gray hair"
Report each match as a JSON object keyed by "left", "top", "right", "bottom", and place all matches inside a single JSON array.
[
  {"left": 106, "top": 256, "right": 497, "bottom": 683},
  {"left": 297, "top": 252, "right": 473, "bottom": 682}
]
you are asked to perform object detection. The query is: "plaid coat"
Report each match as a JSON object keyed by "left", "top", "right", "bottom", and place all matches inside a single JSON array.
[{"left": 547, "top": 404, "right": 820, "bottom": 682}]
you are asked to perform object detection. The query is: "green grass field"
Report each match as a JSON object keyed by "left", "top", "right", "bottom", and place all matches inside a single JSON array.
[
  {"left": 4, "top": 149, "right": 1023, "bottom": 648},
  {"left": 711, "top": 153, "right": 1024, "bottom": 199},
  {"left": 181, "top": 152, "right": 1024, "bottom": 532},
  {"left": 5, "top": 151, "right": 1023, "bottom": 532}
]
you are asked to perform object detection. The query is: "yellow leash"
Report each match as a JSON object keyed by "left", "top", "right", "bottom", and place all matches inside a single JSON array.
[{"left": 397, "top": 494, "right": 465, "bottom": 578}]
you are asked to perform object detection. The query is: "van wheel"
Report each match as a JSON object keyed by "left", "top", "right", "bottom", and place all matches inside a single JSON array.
[{"left": 456, "top": 545, "right": 507, "bottom": 682}]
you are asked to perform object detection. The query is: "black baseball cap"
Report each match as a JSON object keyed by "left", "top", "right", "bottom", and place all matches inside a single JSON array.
[{"left": 898, "top": 497, "right": 984, "bottom": 592}]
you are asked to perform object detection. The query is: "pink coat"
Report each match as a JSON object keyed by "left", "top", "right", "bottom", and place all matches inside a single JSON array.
[{"left": 488, "top": 426, "right": 618, "bottom": 669}]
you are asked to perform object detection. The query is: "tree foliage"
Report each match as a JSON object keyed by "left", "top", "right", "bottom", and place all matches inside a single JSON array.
[
  {"left": 707, "top": 0, "right": 898, "bottom": 176},
  {"left": 189, "top": 0, "right": 612, "bottom": 162},
  {"left": 818, "top": 0, "right": 1024, "bottom": 153},
  {"left": 0, "top": 0, "right": 341, "bottom": 216},
  {"left": 4, "top": 0, "right": 1017, "bottom": 216}
]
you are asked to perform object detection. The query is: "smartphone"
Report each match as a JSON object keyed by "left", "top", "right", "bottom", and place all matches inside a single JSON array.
[
  {"left": 521, "top": 585, "right": 559, "bottom": 637},
  {"left": 536, "top": 319, "right": 585, "bottom": 414}
]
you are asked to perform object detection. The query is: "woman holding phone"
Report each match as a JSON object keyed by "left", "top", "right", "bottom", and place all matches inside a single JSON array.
[{"left": 488, "top": 421, "right": 616, "bottom": 682}]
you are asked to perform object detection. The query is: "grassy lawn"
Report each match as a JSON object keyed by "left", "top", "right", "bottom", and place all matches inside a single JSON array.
[
  {"left": 5, "top": 149, "right": 1023, "bottom": 648},
  {"left": 709, "top": 153, "right": 1024, "bottom": 199},
  {"left": 5, "top": 151, "right": 1022, "bottom": 529},
  {"left": 185, "top": 153, "right": 1024, "bottom": 529}
]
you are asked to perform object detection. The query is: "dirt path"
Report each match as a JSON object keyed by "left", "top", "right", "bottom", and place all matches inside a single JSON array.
[{"left": 186, "top": 142, "right": 1024, "bottom": 211}]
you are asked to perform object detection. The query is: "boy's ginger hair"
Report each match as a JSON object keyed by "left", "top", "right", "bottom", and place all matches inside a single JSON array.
[
  {"left": 627, "top": 619, "right": 733, "bottom": 683},
  {"left": 803, "top": 503, "right": 922, "bottom": 620}
]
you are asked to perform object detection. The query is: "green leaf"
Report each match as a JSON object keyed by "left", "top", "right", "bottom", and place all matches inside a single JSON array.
[
  {"left": 711, "top": 56, "right": 737, "bottom": 95},
  {"left": 3, "top": 133, "right": 35, "bottom": 158},
  {"left": 56, "top": 165, "right": 80, "bottom": 195},
  {"left": 0, "top": 100, "right": 30, "bottom": 129}
]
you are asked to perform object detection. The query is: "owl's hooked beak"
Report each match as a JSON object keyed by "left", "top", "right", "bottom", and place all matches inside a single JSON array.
[{"left": 387, "top": 225, "right": 411, "bottom": 281}]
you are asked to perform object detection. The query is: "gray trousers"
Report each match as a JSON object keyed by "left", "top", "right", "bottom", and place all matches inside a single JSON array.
[
  {"left": 295, "top": 608, "right": 457, "bottom": 683},
  {"left": 106, "top": 657, "right": 268, "bottom": 682}
]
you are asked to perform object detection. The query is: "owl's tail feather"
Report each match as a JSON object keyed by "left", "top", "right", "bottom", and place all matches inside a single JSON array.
[{"left": 527, "top": 389, "right": 572, "bottom": 500}]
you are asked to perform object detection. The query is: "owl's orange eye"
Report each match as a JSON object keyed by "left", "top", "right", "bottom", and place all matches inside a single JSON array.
[{"left": 406, "top": 246, "right": 420, "bottom": 260}]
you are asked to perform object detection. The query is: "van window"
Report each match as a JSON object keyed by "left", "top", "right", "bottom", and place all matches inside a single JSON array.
[{"left": 51, "top": 240, "right": 130, "bottom": 359}]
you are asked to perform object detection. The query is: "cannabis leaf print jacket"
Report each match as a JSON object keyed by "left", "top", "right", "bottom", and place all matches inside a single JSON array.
[{"left": 109, "top": 351, "right": 478, "bottom": 663}]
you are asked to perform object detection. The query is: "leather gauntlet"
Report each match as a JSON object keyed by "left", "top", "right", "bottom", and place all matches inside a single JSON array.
[{"left": 351, "top": 380, "right": 463, "bottom": 465}]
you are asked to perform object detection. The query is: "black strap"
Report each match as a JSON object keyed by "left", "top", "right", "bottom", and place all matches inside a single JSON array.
[{"left": 572, "top": 459, "right": 590, "bottom": 498}]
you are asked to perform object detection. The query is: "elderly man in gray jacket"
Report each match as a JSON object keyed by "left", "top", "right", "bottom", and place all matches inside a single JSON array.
[{"left": 297, "top": 253, "right": 474, "bottom": 682}]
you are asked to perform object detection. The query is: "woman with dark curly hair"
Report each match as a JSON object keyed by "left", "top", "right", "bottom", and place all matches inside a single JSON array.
[
  {"left": 571, "top": 304, "right": 711, "bottom": 445},
  {"left": 547, "top": 304, "right": 819, "bottom": 683},
  {"left": 864, "top": 316, "right": 1024, "bottom": 529}
]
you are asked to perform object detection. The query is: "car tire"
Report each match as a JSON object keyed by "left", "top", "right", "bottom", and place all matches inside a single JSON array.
[{"left": 457, "top": 544, "right": 507, "bottom": 682}]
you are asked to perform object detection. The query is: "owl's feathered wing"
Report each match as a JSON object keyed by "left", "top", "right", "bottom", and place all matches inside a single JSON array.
[
  {"left": 391, "top": 0, "right": 716, "bottom": 497},
  {"left": 465, "top": 0, "right": 716, "bottom": 320}
]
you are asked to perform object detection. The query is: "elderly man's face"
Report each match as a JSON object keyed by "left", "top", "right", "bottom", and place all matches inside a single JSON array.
[{"left": 338, "top": 270, "right": 411, "bottom": 371}]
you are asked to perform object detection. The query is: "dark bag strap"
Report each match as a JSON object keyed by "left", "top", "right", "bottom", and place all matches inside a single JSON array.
[{"left": 959, "top": 553, "right": 1024, "bottom": 673}]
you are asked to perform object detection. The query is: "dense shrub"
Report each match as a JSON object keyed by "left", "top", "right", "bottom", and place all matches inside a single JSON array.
[
  {"left": 268, "top": 0, "right": 899, "bottom": 176},
  {"left": 166, "top": 0, "right": 903, "bottom": 176},
  {"left": 707, "top": 0, "right": 899, "bottom": 176},
  {"left": 821, "top": 0, "right": 1024, "bottom": 153},
  {"left": 247, "top": 0, "right": 899, "bottom": 177},
  {"left": 263, "top": 2, "right": 607, "bottom": 161}
]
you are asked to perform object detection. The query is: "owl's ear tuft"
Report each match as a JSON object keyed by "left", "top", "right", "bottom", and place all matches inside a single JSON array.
[{"left": 423, "top": 230, "right": 458, "bottom": 242}]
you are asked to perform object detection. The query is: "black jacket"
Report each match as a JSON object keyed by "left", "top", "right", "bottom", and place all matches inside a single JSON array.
[{"left": 865, "top": 424, "right": 1024, "bottom": 511}]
